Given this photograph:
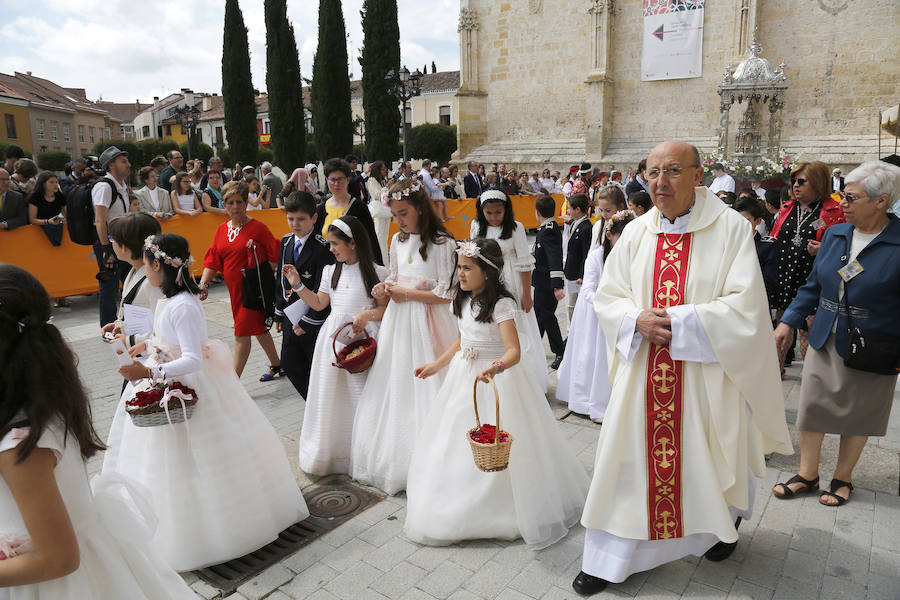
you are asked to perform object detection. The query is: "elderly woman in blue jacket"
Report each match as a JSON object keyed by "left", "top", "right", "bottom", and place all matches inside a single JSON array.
[{"left": 772, "top": 161, "right": 900, "bottom": 506}]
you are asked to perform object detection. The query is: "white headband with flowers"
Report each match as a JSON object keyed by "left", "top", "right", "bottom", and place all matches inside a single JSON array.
[
  {"left": 144, "top": 236, "right": 195, "bottom": 285},
  {"left": 604, "top": 210, "right": 634, "bottom": 234},
  {"left": 456, "top": 239, "right": 501, "bottom": 272},
  {"left": 380, "top": 180, "right": 423, "bottom": 206}
]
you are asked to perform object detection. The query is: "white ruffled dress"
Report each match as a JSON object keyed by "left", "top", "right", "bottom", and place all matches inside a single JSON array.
[
  {"left": 557, "top": 246, "right": 612, "bottom": 420},
  {"left": 299, "top": 262, "right": 389, "bottom": 476},
  {"left": 469, "top": 221, "right": 549, "bottom": 393},
  {"left": 404, "top": 298, "right": 590, "bottom": 548},
  {"left": 103, "top": 292, "right": 309, "bottom": 571},
  {"left": 351, "top": 233, "right": 458, "bottom": 495},
  {"left": 0, "top": 422, "right": 195, "bottom": 599}
]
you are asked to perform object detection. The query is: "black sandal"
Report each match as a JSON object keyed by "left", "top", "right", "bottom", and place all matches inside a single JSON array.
[
  {"left": 773, "top": 474, "right": 819, "bottom": 499},
  {"left": 819, "top": 478, "right": 853, "bottom": 506}
]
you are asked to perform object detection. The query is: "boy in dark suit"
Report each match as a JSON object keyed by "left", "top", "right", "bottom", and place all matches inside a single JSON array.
[
  {"left": 563, "top": 193, "right": 592, "bottom": 320},
  {"left": 533, "top": 195, "right": 567, "bottom": 369},
  {"left": 275, "top": 191, "right": 335, "bottom": 397}
]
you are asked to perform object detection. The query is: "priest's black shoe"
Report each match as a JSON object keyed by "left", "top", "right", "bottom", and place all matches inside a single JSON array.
[
  {"left": 704, "top": 517, "right": 741, "bottom": 562},
  {"left": 550, "top": 354, "right": 564, "bottom": 370},
  {"left": 572, "top": 571, "right": 608, "bottom": 596}
]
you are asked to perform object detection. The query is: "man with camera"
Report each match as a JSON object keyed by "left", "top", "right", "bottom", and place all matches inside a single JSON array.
[{"left": 93, "top": 146, "right": 133, "bottom": 326}]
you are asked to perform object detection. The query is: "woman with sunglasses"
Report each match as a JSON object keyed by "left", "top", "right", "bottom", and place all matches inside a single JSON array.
[
  {"left": 772, "top": 161, "right": 900, "bottom": 506},
  {"left": 768, "top": 161, "right": 845, "bottom": 363}
]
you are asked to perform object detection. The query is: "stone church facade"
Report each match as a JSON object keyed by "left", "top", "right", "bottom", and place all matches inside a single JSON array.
[{"left": 452, "top": 0, "right": 898, "bottom": 171}]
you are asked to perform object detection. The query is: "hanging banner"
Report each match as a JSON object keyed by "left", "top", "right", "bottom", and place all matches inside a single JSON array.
[{"left": 641, "top": 0, "right": 705, "bottom": 81}]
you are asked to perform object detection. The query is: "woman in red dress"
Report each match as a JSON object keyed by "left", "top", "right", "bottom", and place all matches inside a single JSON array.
[{"left": 199, "top": 181, "right": 283, "bottom": 380}]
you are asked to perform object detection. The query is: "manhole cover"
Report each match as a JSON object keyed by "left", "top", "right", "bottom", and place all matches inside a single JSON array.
[
  {"left": 307, "top": 487, "right": 363, "bottom": 518},
  {"left": 195, "top": 476, "right": 382, "bottom": 595}
]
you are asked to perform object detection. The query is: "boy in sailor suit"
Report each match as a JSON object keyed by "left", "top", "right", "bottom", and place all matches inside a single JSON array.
[
  {"left": 275, "top": 191, "right": 335, "bottom": 397},
  {"left": 533, "top": 195, "right": 567, "bottom": 369}
]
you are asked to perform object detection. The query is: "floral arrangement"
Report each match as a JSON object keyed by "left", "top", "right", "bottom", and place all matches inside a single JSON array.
[
  {"left": 126, "top": 380, "right": 198, "bottom": 415},
  {"left": 469, "top": 423, "right": 510, "bottom": 445},
  {"left": 702, "top": 150, "right": 799, "bottom": 181},
  {"left": 344, "top": 346, "right": 366, "bottom": 360}
]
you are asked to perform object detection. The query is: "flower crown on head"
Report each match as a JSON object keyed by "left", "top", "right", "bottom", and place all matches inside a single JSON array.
[
  {"left": 604, "top": 210, "right": 635, "bottom": 234},
  {"left": 144, "top": 236, "right": 195, "bottom": 269},
  {"left": 456, "top": 239, "right": 501, "bottom": 272},
  {"left": 380, "top": 180, "right": 423, "bottom": 206}
]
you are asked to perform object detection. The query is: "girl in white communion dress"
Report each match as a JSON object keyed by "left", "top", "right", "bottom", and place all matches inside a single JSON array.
[
  {"left": 405, "top": 239, "right": 590, "bottom": 548},
  {"left": 0, "top": 263, "right": 194, "bottom": 599}
]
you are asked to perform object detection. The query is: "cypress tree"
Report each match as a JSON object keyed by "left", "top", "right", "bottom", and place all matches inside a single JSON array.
[
  {"left": 312, "top": 0, "right": 353, "bottom": 161},
  {"left": 222, "top": 0, "right": 258, "bottom": 166},
  {"left": 359, "top": 0, "right": 400, "bottom": 165},
  {"left": 265, "top": 0, "right": 306, "bottom": 171}
]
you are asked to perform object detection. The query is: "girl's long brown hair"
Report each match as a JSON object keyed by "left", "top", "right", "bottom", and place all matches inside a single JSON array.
[
  {"left": 387, "top": 179, "right": 452, "bottom": 261},
  {"left": 0, "top": 264, "right": 105, "bottom": 462}
]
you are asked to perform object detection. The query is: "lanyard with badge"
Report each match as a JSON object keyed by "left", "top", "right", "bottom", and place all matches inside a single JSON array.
[{"left": 837, "top": 236, "right": 864, "bottom": 284}]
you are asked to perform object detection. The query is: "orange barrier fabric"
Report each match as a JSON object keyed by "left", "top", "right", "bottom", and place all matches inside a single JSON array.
[
  {"left": 0, "top": 195, "right": 566, "bottom": 300},
  {"left": 0, "top": 211, "right": 292, "bottom": 299}
]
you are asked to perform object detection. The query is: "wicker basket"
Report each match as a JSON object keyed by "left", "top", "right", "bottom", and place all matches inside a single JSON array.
[
  {"left": 126, "top": 385, "right": 198, "bottom": 428},
  {"left": 331, "top": 322, "right": 377, "bottom": 373},
  {"left": 128, "top": 403, "right": 197, "bottom": 428},
  {"left": 466, "top": 378, "right": 513, "bottom": 472}
]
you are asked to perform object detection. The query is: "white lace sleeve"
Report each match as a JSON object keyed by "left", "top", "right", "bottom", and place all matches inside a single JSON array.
[
  {"left": 512, "top": 223, "right": 535, "bottom": 272},
  {"left": 374, "top": 264, "right": 391, "bottom": 282},
  {"left": 493, "top": 297, "right": 517, "bottom": 323},
  {"left": 430, "top": 236, "right": 457, "bottom": 300},
  {"left": 469, "top": 219, "right": 479, "bottom": 239},
  {"left": 385, "top": 233, "right": 400, "bottom": 285}
]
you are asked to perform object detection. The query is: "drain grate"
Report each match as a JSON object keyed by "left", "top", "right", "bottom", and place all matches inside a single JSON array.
[{"left": 195, "top": 476, "right": 382, "bottom": 595}]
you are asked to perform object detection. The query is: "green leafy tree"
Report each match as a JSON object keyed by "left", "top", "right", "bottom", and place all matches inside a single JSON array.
[
  {"left": 36, "top": 150, "right": 71, "bottom": 171},
  {"left": 91, "top": 139, "right": 142, "bottom": 167},
  {"left": 178, "top": 142, "right": 215, "bottom": 164},
  {"left": 359, "top": 0, "right": 400, "bottom": 165},
  {"left": 265, "top": 0, "right": 306, "bottom": 171},
  {"left": 136, "top": 139, "right": 178, "bottom": 164},
  {"left": 222, "top": 0, "right": 259, "bottom": 166},
  {"left": 312, "top": 0, "right": 353, "bottom": 161},
  {"left": 406, "top": 124, "right": 457, "bottom": 164}
]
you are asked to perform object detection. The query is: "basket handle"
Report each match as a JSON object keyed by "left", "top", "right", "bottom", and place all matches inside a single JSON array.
[
  {"left": 332, "top": 322, "right": 371, "bottom": 360},
  {"left": 472, "top": 377, "right": 502, "bottom": 447}
]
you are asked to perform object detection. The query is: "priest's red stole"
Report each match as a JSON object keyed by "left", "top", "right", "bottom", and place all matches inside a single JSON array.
[{"left": 645, "top": 233, "right": 692, "bottom": 540}]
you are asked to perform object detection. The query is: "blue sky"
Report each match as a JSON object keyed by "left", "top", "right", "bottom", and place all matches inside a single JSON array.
[{"left": 0, "top": 0, "right": 461, "bottom": 103}]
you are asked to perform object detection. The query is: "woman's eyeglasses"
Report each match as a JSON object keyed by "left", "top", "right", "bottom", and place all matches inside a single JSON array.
[{"left": 791, "top": 177, "right": 808, "bottom": 186}]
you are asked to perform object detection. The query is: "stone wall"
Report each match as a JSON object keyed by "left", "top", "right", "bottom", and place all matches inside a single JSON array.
[{"left": 455, "top": 0, "right": 899, "bottom": 171}]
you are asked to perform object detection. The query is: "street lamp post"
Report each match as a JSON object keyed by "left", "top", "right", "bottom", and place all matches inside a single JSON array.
[
  {"left": 384, "top": 66, "right": 423, "bottom": 163},
  {"left": 173, "top": 105, "right": 201, "bottom": 160},
  {"left": 352, "top": 116, "right": 366, "bottom": 164}
]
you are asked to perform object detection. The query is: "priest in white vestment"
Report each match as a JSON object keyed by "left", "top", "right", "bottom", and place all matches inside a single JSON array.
[{"left": 572, "top": 141, "right": 793, "bottom": 595}]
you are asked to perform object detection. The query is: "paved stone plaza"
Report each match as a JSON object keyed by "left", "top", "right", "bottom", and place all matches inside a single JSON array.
[{"left": 55, "top": 284, "right": 900, "bottom": 600}]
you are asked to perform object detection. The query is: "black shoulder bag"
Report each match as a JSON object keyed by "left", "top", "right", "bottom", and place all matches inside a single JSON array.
[
  {"left": 241, "top": 240, "right": 276, "bottom": 329},
  {"left": 842, "top": 250, "right": 900, "bottom": 375}
]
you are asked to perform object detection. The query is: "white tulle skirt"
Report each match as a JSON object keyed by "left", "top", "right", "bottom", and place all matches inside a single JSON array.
[
  {"left": 0, "top": 474, "right": 195, "bottom": 600},
  {"left": 404, "top": 353, "right": 590, "bottom": 548},
  {"left": 351, "top": 300, "right": 458, "bottom": 495},
  {"left": 557, "top": 286, "right": 610, "bottom": 421},
  {"left": 518, "top": 306, "right": 549, "bottom": 393},
  {"left": 103, "top": 340, "right": 309, "bottom": 572}
]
